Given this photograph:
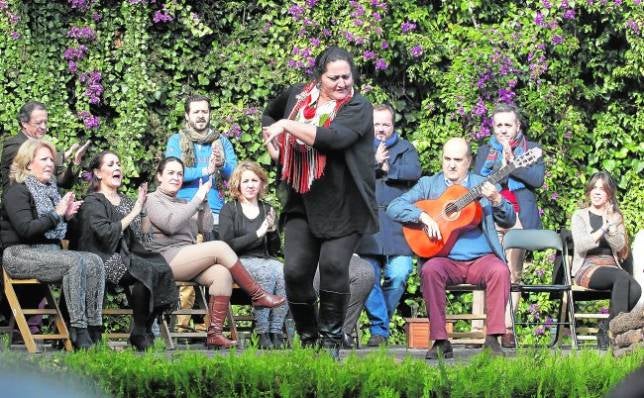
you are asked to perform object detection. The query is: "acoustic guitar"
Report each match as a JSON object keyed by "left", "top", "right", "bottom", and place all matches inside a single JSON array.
[{"left": 402, "top": 147, "right": 543, "bottom": 258}]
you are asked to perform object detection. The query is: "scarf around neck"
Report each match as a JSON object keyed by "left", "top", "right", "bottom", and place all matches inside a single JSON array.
[
  {"left": 373, "top": 132, "right": 399, "bottom": 151},
  {"left": 480, "top": 132, "right": 528, "bottom": 191},
  {"left": 278, "top": 81, "right": 353, "bottom": 193},
  {"left": 179, "top": 125, "right": 222, "bottom": 167},
  {"left": 24, "top": 175, "right": 67, "bottom": 240}
]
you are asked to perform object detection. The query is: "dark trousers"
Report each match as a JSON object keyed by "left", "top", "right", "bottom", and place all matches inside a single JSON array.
[
  {"left": 588, "top": 267, "right": 641, "bottom": 319},
  {"left": 283, "top": 216, "right": 360, "bottom": 301}
]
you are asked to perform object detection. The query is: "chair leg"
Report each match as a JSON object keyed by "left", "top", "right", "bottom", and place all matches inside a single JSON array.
[
  {"left": 508, "top": 290, "right": 518, "bottom": 348},
  {"left": 44, "top": 285, "right": 73, "bottom": 352},
  {"left": 159, "top": 314, "right": 175, "bottom": 350},
  {"left": 566, "top": 290, "right": 578, "bottom": 350},
  {"left": 3, "top": 277, "right": 38, "bottom": 353}
]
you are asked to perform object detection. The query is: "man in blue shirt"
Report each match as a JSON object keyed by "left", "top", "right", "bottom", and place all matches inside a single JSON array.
[
  {"left": 387, "top": 137, "right": 514, "bottom": 359},
  {"left": 165, "top": 94, "right": 237, "bottom": 238}
]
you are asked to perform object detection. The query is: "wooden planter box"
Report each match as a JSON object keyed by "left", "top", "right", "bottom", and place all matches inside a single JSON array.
[{"left": 404, "top": 317, "right": 453, "bottom": 349}]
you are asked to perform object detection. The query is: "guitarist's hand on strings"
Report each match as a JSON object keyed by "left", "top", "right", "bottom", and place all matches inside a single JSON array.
[
  {"left": 480, "top": 182, "right": 503, "bottom": 207},
  {"left": 419, "top": 212, "right": 442, "bottom": 241}
]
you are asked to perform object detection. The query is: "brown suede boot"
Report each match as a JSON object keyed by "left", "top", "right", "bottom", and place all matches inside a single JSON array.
[
  {"left": 206, "top": 296, "right": 237, "bottom": 349},
  {"left": 229, "top": 261, "right": 286, "bottom": 308}
]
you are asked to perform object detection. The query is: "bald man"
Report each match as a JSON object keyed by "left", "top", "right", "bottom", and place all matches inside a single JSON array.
[{"left": 386, "top": 138, "right": 515, "bottom": 359}]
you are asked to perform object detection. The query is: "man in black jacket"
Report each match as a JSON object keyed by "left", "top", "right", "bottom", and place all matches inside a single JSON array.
[{"left": 0, "top": 101, "right": 90, "bottom": 192}]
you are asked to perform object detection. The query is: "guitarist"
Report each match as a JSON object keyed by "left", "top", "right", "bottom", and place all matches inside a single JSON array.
[
  {"left": 472, "top": 103, "right": 545, "bottom": 348},
  {"left": 387, "top": 137, "right": 516, "bottom": 359}
]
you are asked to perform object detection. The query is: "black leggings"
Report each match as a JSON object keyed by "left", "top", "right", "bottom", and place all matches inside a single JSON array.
[
  {"left": 588, "top": 267, "right": 641, "bottom": 319},
  {"left": 283, "top": 216, "right": 360, "bottom": 302}
]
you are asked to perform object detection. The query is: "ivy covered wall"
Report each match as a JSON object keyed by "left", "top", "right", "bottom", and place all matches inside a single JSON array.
[{"left": 1, "top": 0, "right": 642, "bottom": 342}]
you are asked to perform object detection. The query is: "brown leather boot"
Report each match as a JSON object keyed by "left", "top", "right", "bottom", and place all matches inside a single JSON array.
[
  {"left": 206, "top": 296, "right": 237, "bottom": 349},
  {"left": 229, "top": 261, "right": 286, "bottom": 308}
]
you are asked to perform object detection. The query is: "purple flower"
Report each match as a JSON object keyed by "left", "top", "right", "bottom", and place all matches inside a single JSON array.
[
  {"left": 287, "top": 59, "right": 298, "bottom": 68},
  {"left": 354, "top": 36, "right": 365, "bottom": 45},
  {"left": 552, "top": 35, "right": 564, "bottom": 45},
  {"left": 563, "top": 9, "right": 575, "bottom": 20},
  {"left": 539, "top": 207, "right": 544, "bottom": 216},
  {"left": 542, "top": 0, "right": 552, "bottom": 8},
  {"left": 322, "top": 28, "right": 331, "bottom": 37},
  {"left": 380, "top": 40, "right": 389, "bottom": 49},
  {"left": 401, "top": 21, "right": 416, "bottom": 33},
  {"left": 374, "top": 58, "right": 388, "bottom": 71},
  {"left": 536, "top": 268, "right": 545, "bottom": 277},
  {"left": 68, "top": 61, "right": 78, "bottom": 73},
  {"left": 79, "top": 111, "right": 100, "bottom": 129},
  {"left": 354, "top": 19, "right": 364, "bottom": 26},
  {"left": 410, "top": 45, "right": 423, "bottom": 58},
  {"left": 69, "top": 0, "right": 89, "bottom": 10},
  {"left": 534, "top": 12, "right": 545, "bottom": 27},
  {"left": 544, "top": 316, "right": 554, "bottom": 327},
  {"left": 288, "top": 4, "right": 305, "bottom": 19},
  {"left": 534, "top": 326, "right": 545, "bottom": 336},
  {"left": 634, "top": 0, "right": 641, "bottom": 4},
  {"left": 498, "top": 88, "right": 516, "bottom": 104},
  {"left": 310, "top": 37, "right": 320, "bottom": 47},
  {"left": 626, "top": 19, "right": 640, "bottom": 35},
  {"left": 0, "top": 0, "right": 7, "bottom": 10},
  {"left": 477, "top": 71, "right": 492, "bottom": 88},
  {"left": 153, "top": 10, "right": 173, "bottom": 23},
  {"left": 472, "top": 98, "right": 487, "bottom": 117},
  {"left": 550, "top": 192, "right": 559, "bottom": 201},
  {"left": 372, "top": 12, "right": 382, "bottom": 21},
  {"left": 476, "top": 124, "right": 491, "bottom": 140},
  {"left": 225, "top": 123, "right": 242, "bottom": 138},
  {"left": 127, "top": 0, "right": 145, "bottom": 4},
  {"left": 63, "top": 45, "right": 89, "bottom": 61},
  {"left": 561, "top": 0, "right": 569, "bottom": 7},
  {"left": 363, "top": 50, "right": 376, "bottom": 60},
  {"left": 92, "top": 12, "right": 102, "bottom": 22},
  {"left": 8, "top": 12, "right": 20, "bottom": 25},
  {"left": 67, "top": 26, "right": 96, "bottom": 41},
  {"left": 600, "top": 307, "right": 609, "bottom": 314},
  {"left": 343, "top": 31, "right": 354, "bottom": 42},
  {"left": 10, "top": 31, "right": 20, "bottom": 40},
  {"left": 564, "top": 131, "right": 572, "bottom": 139},
  {"left": 243, "top": 107, "right": 259, "bottom": 116},
  {"left": 305, "top": 0, "right": 317, "bottom": 7},
  {"left": 614, "top": 0, "right": 622, "bottom": 5}
]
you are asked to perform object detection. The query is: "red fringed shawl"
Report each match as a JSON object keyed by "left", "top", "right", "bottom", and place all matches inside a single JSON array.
[{"left": 278, "top": 82, "right": 353, "bottom": 193}]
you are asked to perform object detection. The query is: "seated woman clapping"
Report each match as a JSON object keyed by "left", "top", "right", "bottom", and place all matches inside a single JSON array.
[
  {"left": 219, "top": 161, "right": 288, "bottom": 349},
  {"left": 143, "top": 157, "right": 286, "bottom": 348},
  {"left": 571, "top": 171, "right": 641, "bottom": 345},
  {"left": 0, "top": 139, "right": 105, "bottom": 349},
  {"left": 69, "top": 151, "right": 178, "bottom": 351}
]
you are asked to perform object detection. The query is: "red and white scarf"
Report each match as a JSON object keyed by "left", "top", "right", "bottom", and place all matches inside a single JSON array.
[{"left": 278, "top": 81, "right": 353, "bottom": 193}]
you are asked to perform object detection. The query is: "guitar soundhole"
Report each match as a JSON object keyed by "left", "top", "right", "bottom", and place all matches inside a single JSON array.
[{"left": 444, "top": 202, "right": 459, "bottom": 220}]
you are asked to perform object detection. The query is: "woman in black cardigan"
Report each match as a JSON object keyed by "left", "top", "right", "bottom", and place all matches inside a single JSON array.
[
  {"left": 219, "top": 161, "right": 287, "bottom": 349},
  {"left": 69, "top": 151, "right": 178, "bottom": 351},
  {"left": 262, "top": 46, "right": 377, "bottom": 356},
  {"left": 0, "top": 139, "right": 104, "bottom": 349}
]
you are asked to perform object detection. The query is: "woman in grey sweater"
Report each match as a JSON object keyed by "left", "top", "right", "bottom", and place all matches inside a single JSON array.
[
  {"left": 571, "top": 172, "right": 640, "bottom": 322},
  {"left": 144, "top": 156, "right": 285, "bottom": 348}
]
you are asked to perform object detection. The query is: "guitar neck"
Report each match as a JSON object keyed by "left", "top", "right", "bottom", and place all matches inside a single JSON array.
[{"left": 454, "top": 163, "right": 517, "bottom": 210}]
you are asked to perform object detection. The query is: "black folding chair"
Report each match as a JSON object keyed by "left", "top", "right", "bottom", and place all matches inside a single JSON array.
[{"left": 503, "top": 229, "right": 578, "bottom": 349}]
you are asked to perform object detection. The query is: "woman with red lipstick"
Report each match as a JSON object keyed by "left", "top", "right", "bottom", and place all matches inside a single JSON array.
[
  {"left": 571, "top": 171, "right": 640, "bottom": 347},
  {"left": 70, "top": 150, "right": 178, "bottom": 351},
  {"left": 0, "top": 139, "right": 105, "bottom": 350},
  {"left": 219, "top": 161, "right": 287, "bottom": 349},
  {"left": 262, "top": 46, "right": 377, "bottom": 357},
  {"left": 144, "top": 156, "right": 285, "bottom": 349}
]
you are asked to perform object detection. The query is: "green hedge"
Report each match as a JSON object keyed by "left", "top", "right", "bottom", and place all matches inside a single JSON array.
[
  {"left": 1, "top": 346, "right": 643, "bottom": 397},
  {"left": 1, "top": 0, "right": 642, "bottom": 343}
]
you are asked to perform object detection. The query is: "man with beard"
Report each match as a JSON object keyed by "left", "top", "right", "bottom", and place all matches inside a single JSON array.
[{"left": 165, "top": 94, "right": 238, "bottom": 333}]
